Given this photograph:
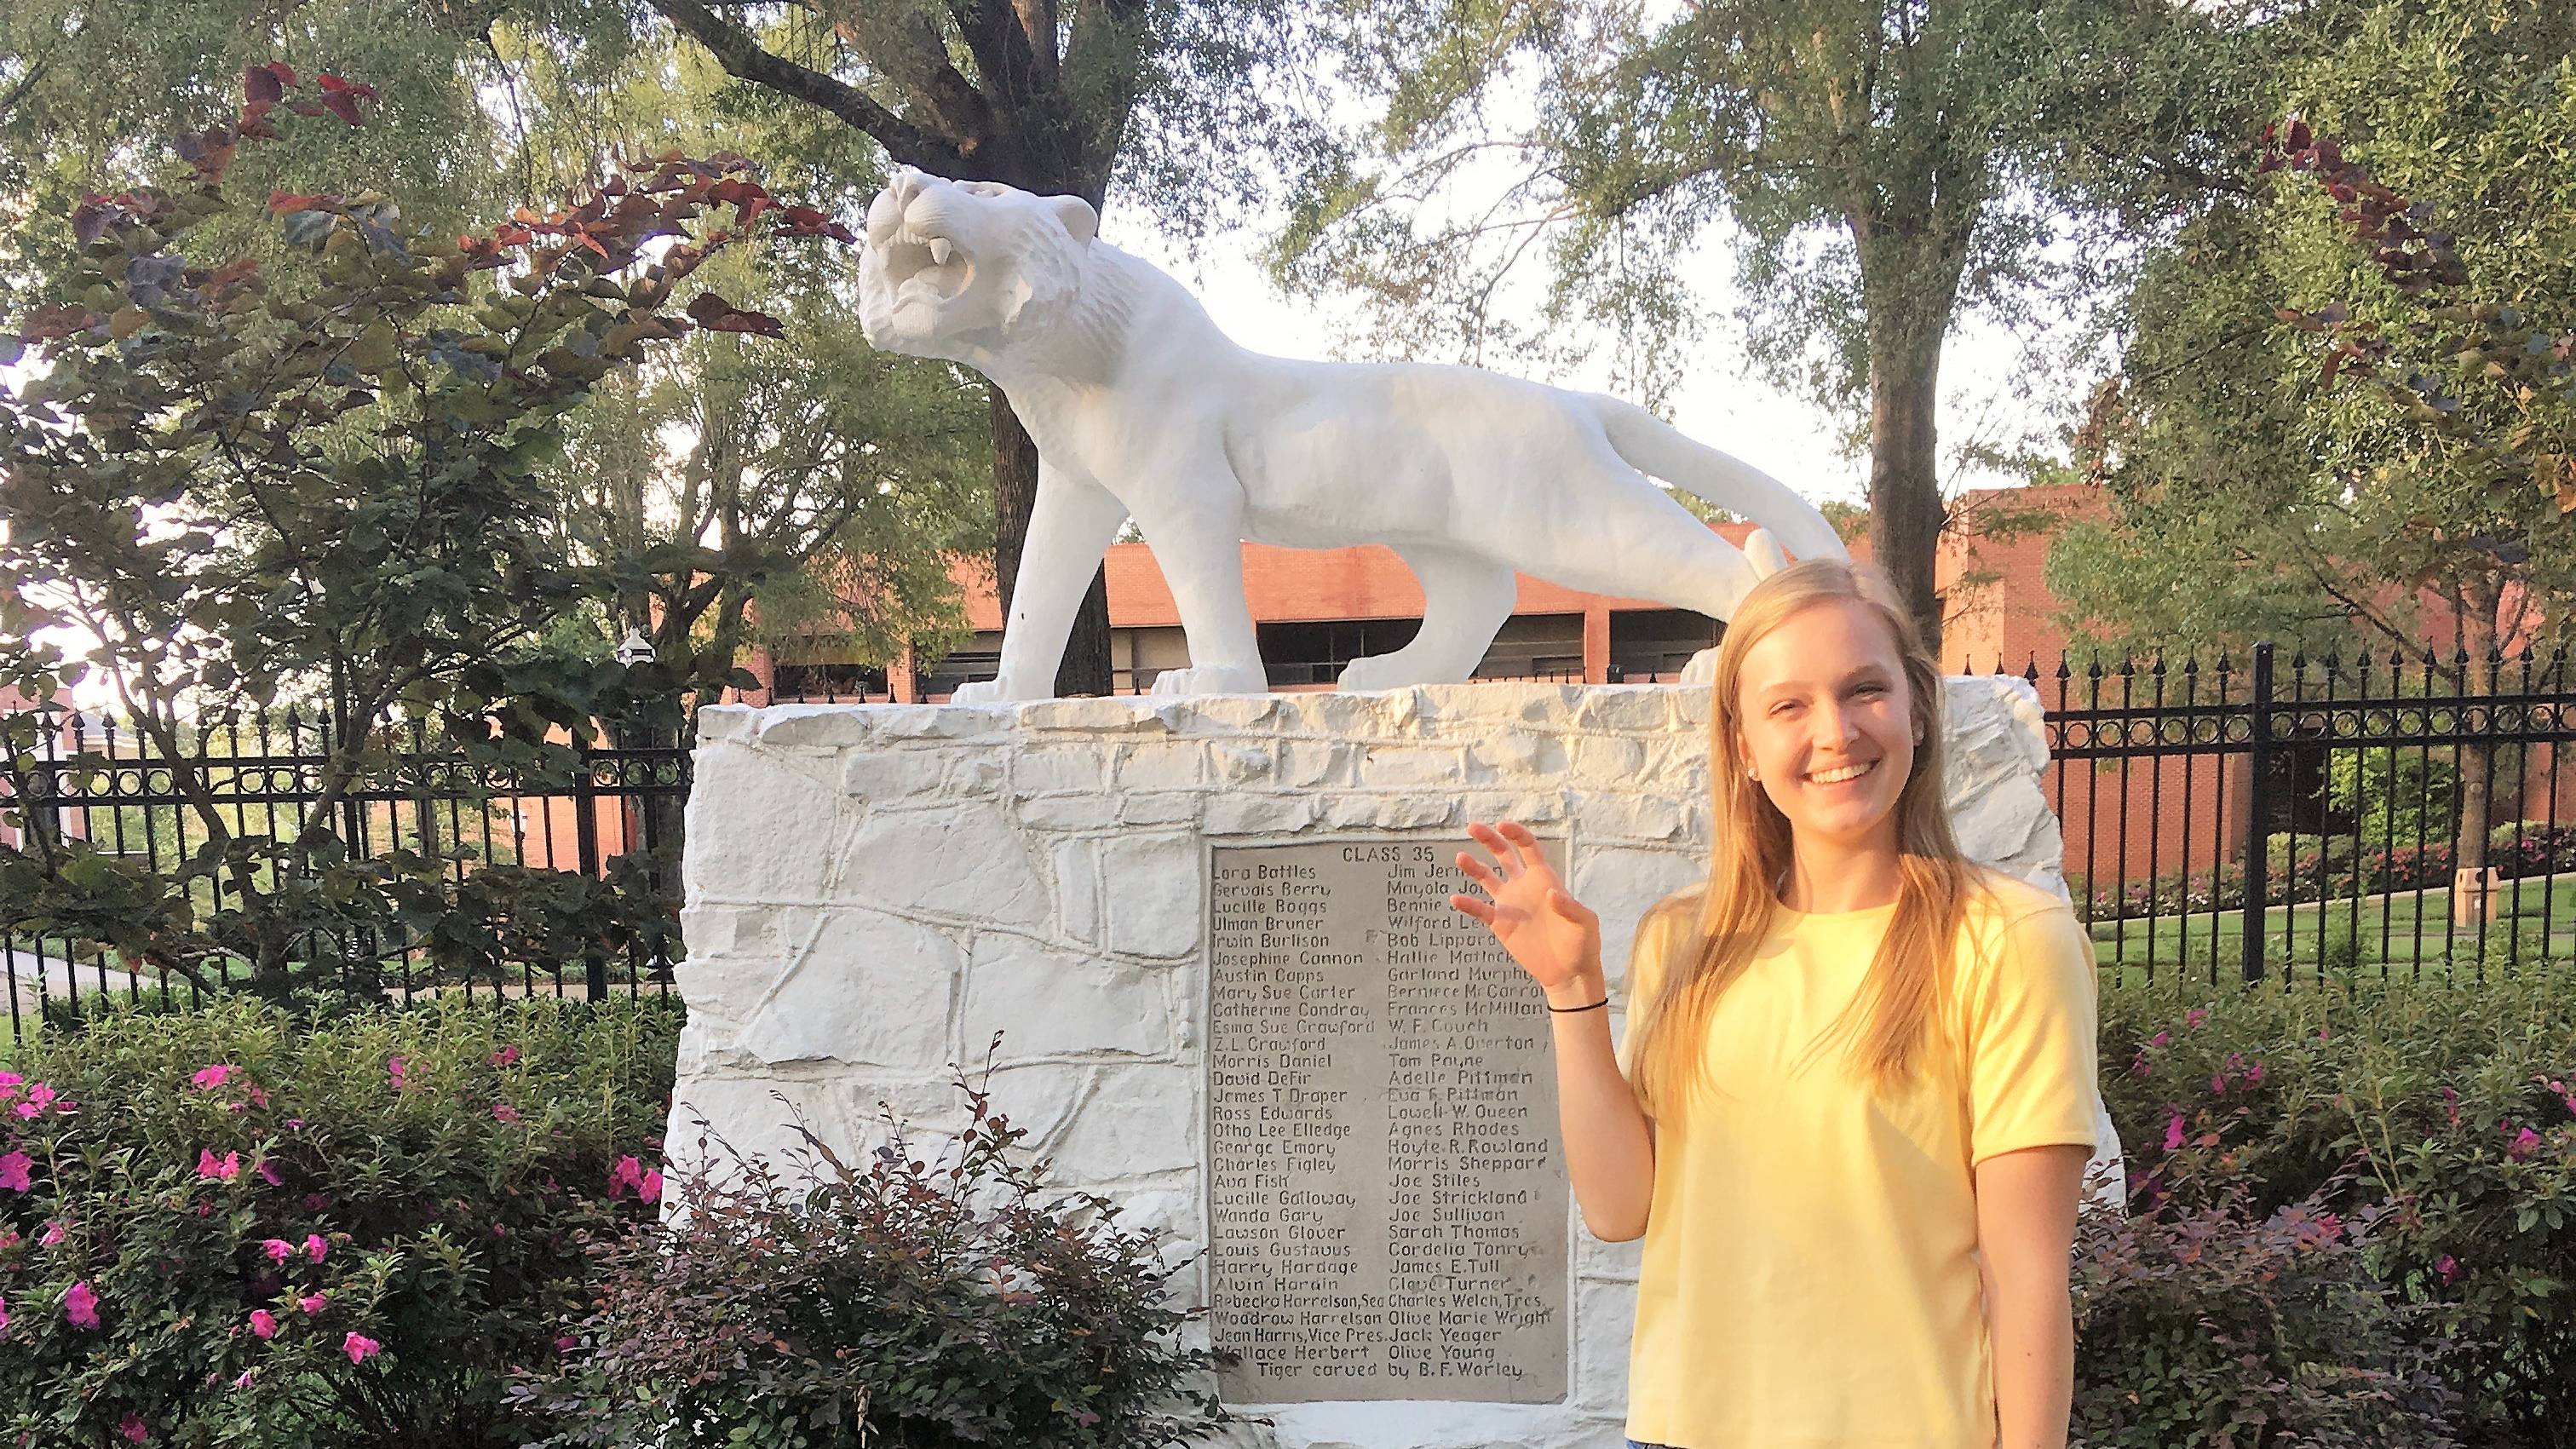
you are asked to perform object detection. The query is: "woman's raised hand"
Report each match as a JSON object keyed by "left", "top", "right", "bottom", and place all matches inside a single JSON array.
[{"left": 1447, "top": 820, "right": 1602, "bottom": 996}]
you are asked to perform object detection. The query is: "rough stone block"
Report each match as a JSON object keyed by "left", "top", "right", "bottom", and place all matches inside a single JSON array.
[
  {"left": 1205, "top": 792, "right": 1320, "bottom": 836},
  {"left": 1053, "top": 839, "right": 1101, "bottom": 943},
  {"left": 835, "top": 803, "right": 1047, "bottom": 926},
  {"left": 1116, "top": 791, "right": 1204, "bottom": 826},
  {"left": 686, "top": 744, "right": 848, "bottom": 900},
  {"left": 1013, "top": 745, "right": 1110, "bottom": 797},
  {"left": 1213, "top": 743, "right": 1274, "bottom": 784},
  {"left": 695, "top": 705, "right": 756, "bottom": 742},
  {"left": 753, "top": 704, "right": 877, "bottom": 748},
  {"left": 1045, "top": 1063, "right": 1199, "bottom": 1176},
  {"left": 1572, "top": 686, "right": 1674, "bottom": 734},
  {"left": 1020, "top": 696, "right": 1161, "bottom": 733},
  {"left": 1573, "top": 1279, "right": 1639, "bottom": 1413},
  {"left": 963, "top": 940, "right": 1168, "bottom": 1059},
  {"left": 1357, "top": 745, "right": 1468, "bottom": 787},
  {"left": 1575, "top": 792, "right": 1686, "bottom": 842},
  {"left": 1168, "top": 695, "right": 1280, "bottom": 732},
  {"left": 739, "top": 908, "right": 958, "bottom": 1068},
  {"left": 871, "top": 705, "right": 1010, "bottom": 740},
  {"left": 1468, "top": 728, "right": 1565, "bottom": 779},
  {"left": 1017, "top": 794, "right": 1113, "bottom": 831},
  {"left": 1322, "top": 793, "right": 1459, "bottom": 830},
  {"left": 840, "top": 748, "right": 948, "bottom": 803},
  {"left": 1569, "top": 736, "right": 1647, "bottom": 781},
  {"left": 944, "top": 753, "right": 1003, "bottom": 797},
  {"left": 1117, "top": 740, "right": 1207, "bottom": 791},
  {"left": 1102, "top": 833, "right": 1203, "bottom": 957},
  {"left": 1276, "top": 740, "right": 1355, "bottom": 789}
]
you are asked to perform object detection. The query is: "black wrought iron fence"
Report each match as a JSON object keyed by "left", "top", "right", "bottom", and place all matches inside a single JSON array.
[
  {"left": 1, "top": 705, "right": 689, "bottom": 1033},
  {"left": 2018, "top": 641, "right": 2574, "bottom": 986}
]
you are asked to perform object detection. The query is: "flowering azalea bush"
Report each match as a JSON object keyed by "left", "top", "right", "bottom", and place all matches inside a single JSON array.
[
  {"left": 2098, "top": 969, "right": 2576, "bottom": 1448},
  {"left": 0, "top": 997, "right": 678, "bottom": 1448},
  {"left": 512, "top": 1072, "right": 1233, "bottom": 1449}
]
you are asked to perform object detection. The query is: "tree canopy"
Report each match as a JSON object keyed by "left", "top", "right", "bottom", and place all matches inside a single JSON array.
[{"left": 1272, "top": 0, "right": 2281, "bottom": 656}]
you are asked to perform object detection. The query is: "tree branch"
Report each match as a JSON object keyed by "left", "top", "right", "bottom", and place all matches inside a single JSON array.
[{"left": 647, "top": 0, "right": 966, "bottom": 172}]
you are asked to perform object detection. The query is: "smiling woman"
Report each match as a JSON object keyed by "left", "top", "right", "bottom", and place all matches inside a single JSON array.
[{"left": 1450, "top": 559, "right": 2102, "bottom": 1449}]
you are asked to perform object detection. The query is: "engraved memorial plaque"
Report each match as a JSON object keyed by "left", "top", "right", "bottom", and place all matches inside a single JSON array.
[{"left": 1207, "top": 838, "right": 1568, "bottom": 1404}]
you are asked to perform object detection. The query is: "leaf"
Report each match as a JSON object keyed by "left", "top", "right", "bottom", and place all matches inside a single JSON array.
[
  {"left": 244, "top": 62, "right": 286, "bottom": 107},
  {"left": 319, "top": 89, "right": 365, "bottom": 128},
  {"left": 350, "top": 320, "right": 399, "bottom": 373},
  {"left": 683, "top": 292, "right": 784, "bottom": 337},
  {"left": 108, "top": 307, "right": 149, "bottom": 340}
]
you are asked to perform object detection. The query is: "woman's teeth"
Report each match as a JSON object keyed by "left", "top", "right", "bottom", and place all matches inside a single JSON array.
[{"left": 1808, "top": 760, "right": 1876, "bottom": 785}]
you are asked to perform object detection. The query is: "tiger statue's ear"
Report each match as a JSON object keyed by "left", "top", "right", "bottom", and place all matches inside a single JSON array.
[{"left": 1047, "top": 194, "right": 1099, "bottom": 244}]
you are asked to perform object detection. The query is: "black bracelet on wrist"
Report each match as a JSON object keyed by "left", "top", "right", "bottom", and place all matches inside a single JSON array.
[{"left": 1546, "top": 998, "right": 1609, "bottom": 1014}]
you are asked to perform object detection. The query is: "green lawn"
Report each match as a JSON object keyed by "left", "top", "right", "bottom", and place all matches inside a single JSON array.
[{"left": 2089, "top": 871, "right": 2576, "bottom": 986}]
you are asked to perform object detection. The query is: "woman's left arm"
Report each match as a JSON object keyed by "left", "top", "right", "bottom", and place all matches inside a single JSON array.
[{"left": 1976, "top": 1143, "right": 2090, "bottom": 1449}]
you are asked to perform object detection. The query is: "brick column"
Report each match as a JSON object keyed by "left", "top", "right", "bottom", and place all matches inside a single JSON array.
[
  {"left": 1582, "top": 603, "right": 1610, "bottom": 684},
  {"left": 888, "top": 644, "right": 921, "bottom": 704}
]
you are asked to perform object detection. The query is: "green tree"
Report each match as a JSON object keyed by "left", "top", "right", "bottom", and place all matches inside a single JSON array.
[
  {"left": 0, "top": 6, "right": 993, "bottom": 694},
  {"left": 1274, "top": 0, "right": 2283, "bottom": 656},
  {"left": 2050, "top": 0, "right": 2576, "bottom": 880},
  {"left": 0, "top": 73, "right": 842, "bottom": 995}
]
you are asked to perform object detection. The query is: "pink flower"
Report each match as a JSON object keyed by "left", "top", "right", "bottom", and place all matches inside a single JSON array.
[
  {"left": 192, "top": 1064, "right": 234, "bottom": 1090},
  {"left": 2184, "top": 1007, "right": 2209, "bottom": 1030},
  {"left": 285, "top": 1118, "right": 305, "bottom": 1132},
  {"left": 0, "top": 1293, "right": 9, "bottom": 1336},
  {"left": 2435, "top": 1254, "right": 2460, "bottom": 1284},
  {"left": 261, "top": 1239, "right": 294, "bottom": 1265},
  {"left": 2244, "top": 1062, "right": 2266, "bottom": 1086},
  {"left": 302, "top": 1193, "right": 331, "bottom": 1212},
  {"left": 2506, "top": 1126, "right": 2543, "bottom": 1162},
  {"left": 196, "top": 1149, "right": 240, "bottom": 1182},
  {"left": 342, "top": 1331, "right": 382, "bottom": 1365},
  {"left": 232, "top": 1369, "right": 255, "bottom": 1389},
  {"left": 492, "top": 1223, "right": 508, "bottom": 1238},
  {"left": 491, "top": 1103, "right": 521, "bottom": 1125},
  {"left": 0, "top": 1070, "right": 20, "bottom": 1095},
  {"left": 303, "top": 1233, "right": 327, "bottom": 1263},
  {"left": 18, "top": 1083, "right": 57, "bottom": 1117},
  {"left": 64, "top": 1280, "right": 99, "bottom": 1331},
  {"left": 39, "top": 1219, "right": 65, "bottom": 1247},
  {"left": 2163, "top": 1111, "right": 2188, "bottom": 1153},
  {"left": 640, "top": 1170, "right": 663, "bottom": 1205},
  {"left": 2149, "top": 1031, "right": 2171, "bottom": 1048},
  {"left": 386, "top": 1055, "right": 408, "bottom": 1091},
  {"left": 607, "top": 1155, "right": 645, "bottom": 1200},
  {"left": 2314, "top": 1210, "right": 2343, "bottom": 1241},
  {"left": 491, "top": 1046, "right": 520, "bottom": 1067},
  {"left": 2317, "top": 1025, "right": 2332, "bottom": 1041},
  {"left": 256, "top": 1159, "right": 283, "bottom": 1187},
  {"left": 554, "top": 1333, "right": 578, "bottom": 1354},
  {"left": 297, "top": 1292, "right": 327, "bottom": 1315},
  {"left": 118, "top": 1412, "right": 147, "bottom": 1444},
  {"left": 249, "top": 1308, "right": 278, "bottom": 1340},
  {"left": 0, "top": 1151, "right": 32, "bottom": 1193},
  {"left": 2441, "top": 1086, "right": 2462, "bottom": 1128}
]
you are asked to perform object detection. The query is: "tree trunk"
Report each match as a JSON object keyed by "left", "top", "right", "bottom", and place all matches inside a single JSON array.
[
  {"left": 2452, "top": 585, "right": 2501, "bottom": 877},
  {"left": 988, "top": 387, "right": 1113, "bottom": 694},
  {"left": 1863, "top": 310, "right": 1948, "bottom": 661}
]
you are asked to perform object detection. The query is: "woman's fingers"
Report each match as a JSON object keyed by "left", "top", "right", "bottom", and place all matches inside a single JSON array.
[
  {"left": 1463, "top": 821, "right": 1516, "bottom": 877},
  {"left": 1453, "top": 851, "right": 1504, "bottom": 894},
  {"left": 1493, "top": 819, "right": 1536, "bottom": 873},
  {"left": 1548, "top": 888, "right": 1597, "bottom": 927},
  {"left": 1446, "top": 892, "right": 1497, "bottom": 926}
]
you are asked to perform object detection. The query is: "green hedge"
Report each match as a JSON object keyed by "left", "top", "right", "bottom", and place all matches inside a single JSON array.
[
  {"left": 2094, "top": 969, "right": 2576, "bottom": 1448},
  {"left": 0, "top": 998, "right": 680, "bottom": 1448}
]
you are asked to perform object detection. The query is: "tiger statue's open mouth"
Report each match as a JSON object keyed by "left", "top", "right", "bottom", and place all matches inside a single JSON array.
[{"left": 854, "top": 168, "right": 1099, "bottom": 362}]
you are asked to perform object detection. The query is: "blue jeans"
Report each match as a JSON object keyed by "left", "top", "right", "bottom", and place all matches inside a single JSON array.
[{"left": 1627, "top": 1442, "right": 1670, "bottom": 1449}]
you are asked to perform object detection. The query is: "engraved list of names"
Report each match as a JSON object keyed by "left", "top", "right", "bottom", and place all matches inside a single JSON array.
[{"left": 1206, "top": 839, "right": 1568, "bottom": 1404}]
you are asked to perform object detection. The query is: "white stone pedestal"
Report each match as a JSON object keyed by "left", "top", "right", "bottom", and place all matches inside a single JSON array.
[{"left": 670, "top": 679, "right": 2084, "bottom": 1449}]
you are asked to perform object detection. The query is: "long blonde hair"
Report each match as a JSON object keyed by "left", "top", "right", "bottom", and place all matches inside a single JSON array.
[{"left": 1629, "top": 559, "right": 1972, "bottom": 1116}]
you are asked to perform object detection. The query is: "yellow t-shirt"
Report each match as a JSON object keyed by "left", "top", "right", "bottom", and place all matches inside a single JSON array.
[{"left": 1617, "top": 870, "right": 2101, "bottom": 1449}]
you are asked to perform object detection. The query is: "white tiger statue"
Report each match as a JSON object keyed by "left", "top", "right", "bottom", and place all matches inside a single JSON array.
[{"left": 854, "top": 167, "right": 1850, "bottom": 701}]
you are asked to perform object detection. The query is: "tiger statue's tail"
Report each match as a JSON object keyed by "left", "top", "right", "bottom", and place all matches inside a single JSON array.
[{"left": 1590, "top": 394, "right": 1850, "bottom": 566}]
